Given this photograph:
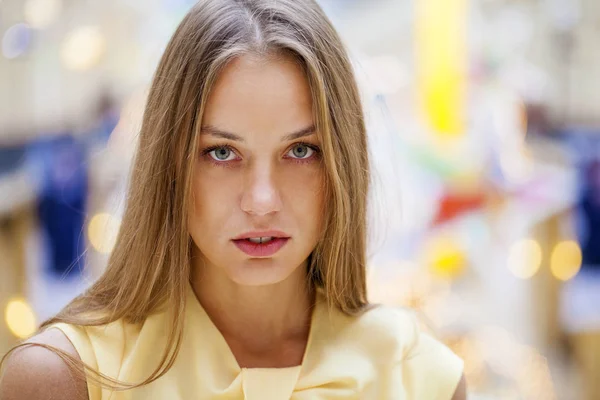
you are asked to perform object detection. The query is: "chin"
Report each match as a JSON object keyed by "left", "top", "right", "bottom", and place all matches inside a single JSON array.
[{"left": 226, "top": 258, "right": 300, "bottom": 286}]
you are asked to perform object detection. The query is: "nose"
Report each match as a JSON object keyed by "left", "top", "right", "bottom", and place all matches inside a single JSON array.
[{"left": 240, "top": 161, "right": 282, "bottom": 216}]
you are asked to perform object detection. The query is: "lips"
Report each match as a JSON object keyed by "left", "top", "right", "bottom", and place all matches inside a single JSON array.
[
  {"left": 233, "top": 230, "right": 290, "bottom": 240},
  {"left": 232, "top": 237, "right": 289, "bottom": 257}
]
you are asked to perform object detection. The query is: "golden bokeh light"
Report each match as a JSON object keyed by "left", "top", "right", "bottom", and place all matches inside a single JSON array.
[
  {"left": 61, "top": 26, "right": 106, "bottom": 71},
  {"left": 550, "top": 240, "right": 582, "bottom": 281},
  {"left": 88, "top": 213, "right": 121, "bottom": 254},
  {"left": 5, "top": 299, "right": 37, "bottom": 339},
  {"left": 416, "top": 0, "right": 467, "bottom": 137},
  {"left": 507, "top": 239, "right": 542, "bottom": 279},
  {"left": 426, "top": 237, "right": 466, "bottom": 279}
]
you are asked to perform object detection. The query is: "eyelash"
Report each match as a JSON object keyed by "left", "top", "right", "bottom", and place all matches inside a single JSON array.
[{"left": 201, "top": 142, "right": 321, "bottom": 166}]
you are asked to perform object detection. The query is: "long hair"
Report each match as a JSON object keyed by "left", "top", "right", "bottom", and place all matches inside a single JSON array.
[{"left": 2, "top": 0, "right": 370, "bottom": 390}]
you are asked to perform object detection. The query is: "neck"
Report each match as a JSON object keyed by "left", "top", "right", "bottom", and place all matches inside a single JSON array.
[{"left": 190, "top": 258, "right": 315, "bottom": 356}]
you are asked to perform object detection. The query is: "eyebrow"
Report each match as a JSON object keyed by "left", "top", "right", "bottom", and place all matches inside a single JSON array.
[{"left": 200, "top": 124, "right": 316, "bottom": 142}]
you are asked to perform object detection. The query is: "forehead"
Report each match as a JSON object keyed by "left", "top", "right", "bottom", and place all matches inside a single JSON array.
[{"left": 201, "top": 54, "right": 314, "bottom": 138}]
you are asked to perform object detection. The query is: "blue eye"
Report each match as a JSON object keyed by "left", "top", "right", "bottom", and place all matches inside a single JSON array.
[
  {"left": 208, "top": 146, "right": 236, "bottom": 161},
  {"left": 287, "top": 144, "right": 315, "bottom": 159}
]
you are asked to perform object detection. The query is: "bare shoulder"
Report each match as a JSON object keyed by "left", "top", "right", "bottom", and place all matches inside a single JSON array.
[{"left": 0, "top": 328, "right": 88, "bottom": 400}]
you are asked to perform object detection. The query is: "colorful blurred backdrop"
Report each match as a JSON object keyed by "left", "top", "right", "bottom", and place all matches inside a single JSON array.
[{"left": 1, "top": 0, "right": 599, "bottom": 398}]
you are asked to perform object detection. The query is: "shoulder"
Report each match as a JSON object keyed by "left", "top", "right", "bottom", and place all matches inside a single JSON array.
[
  {"left": 0, "top": 328, "right": 88, "bottom": 400},
  {"left": 344, "top": 304, "right": 421, "bottom": 357},
  {"left": 354, "top": 304, "right": 461, "bottom": 362},
  {"left": 350, "top": 305, "right": 465, "bottom": 398},
  {"left": 317, "top": 303, "right": 421, "bottom": 369}
]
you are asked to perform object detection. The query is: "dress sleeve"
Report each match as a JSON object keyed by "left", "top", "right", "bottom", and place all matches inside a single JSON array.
[
  {"left": 400, "top": 317, "right": 464, "bottom": 400},
  {"left": 48, "top": 323, "right": 102, "bottom": 400}
]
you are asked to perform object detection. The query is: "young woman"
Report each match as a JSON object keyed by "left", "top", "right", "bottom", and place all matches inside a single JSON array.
[{"left": 0, "top": 0, "right": 466, "bottom": 398}]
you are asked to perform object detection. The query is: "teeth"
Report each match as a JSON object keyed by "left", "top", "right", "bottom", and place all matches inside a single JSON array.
[{"left": 248, "top": 237, "right": 274, "bottom": 244}]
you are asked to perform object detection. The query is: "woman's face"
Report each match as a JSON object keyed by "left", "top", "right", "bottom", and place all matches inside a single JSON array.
[{"left": 189, "top": 54, "right": 325, "bottom": 286}]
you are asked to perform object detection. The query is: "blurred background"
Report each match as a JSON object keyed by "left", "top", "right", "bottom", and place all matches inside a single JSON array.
[{"left": 0, "top": 0, "right": 598, "bottom": 398}]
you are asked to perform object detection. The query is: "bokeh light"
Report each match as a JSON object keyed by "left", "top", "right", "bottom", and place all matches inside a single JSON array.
[
  {"left": 507, "top": 239, "right": 542, "bottom": 279},
  {"left": 550, "top": 240, "right": 582, "bottom": 281},
  {"left": 5, "top": 299, "right": 37, "bottom": 339},
  {"left": 88, "top": 213, "right": 121, "bottom": 254},
  {"left": 426, "top": 236, "right": 467, "bottom": 279},
  {"left": 2, "top": 23, "right": 32, "bottom": 59},
  {"left": 24, "top": 0, "right": 63, "bottom": 30},
  {"left": 416, "top": 0, "right": 467, "bottom": 137},
  {"left": 61, "top": 26, "right": 106, "bottom": 71}
]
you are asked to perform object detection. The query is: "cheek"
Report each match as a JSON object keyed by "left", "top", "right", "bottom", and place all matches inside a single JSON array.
[
  {"left": 190, "top": 169, "right": 239, "bottom": 226},
  {"left": 281, "top": 165, "right": 326, "bottom": 224}
]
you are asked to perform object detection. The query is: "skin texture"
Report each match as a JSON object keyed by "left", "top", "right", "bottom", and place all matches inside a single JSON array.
[
  {"left": 189, "top": 53, "right": 324, "bottom": 367},
  {"left": 0, "top": 328, "right": 87, "bottom": 400}
]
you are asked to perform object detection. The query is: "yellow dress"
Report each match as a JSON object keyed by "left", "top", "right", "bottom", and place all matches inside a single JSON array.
[{"left": 50, "top": 285, "right": 463, "bottom": 399}]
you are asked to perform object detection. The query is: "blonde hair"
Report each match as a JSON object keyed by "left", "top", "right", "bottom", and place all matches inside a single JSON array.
[{"left": 2, "top": 0, "right": 370, "bottom": 391}]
